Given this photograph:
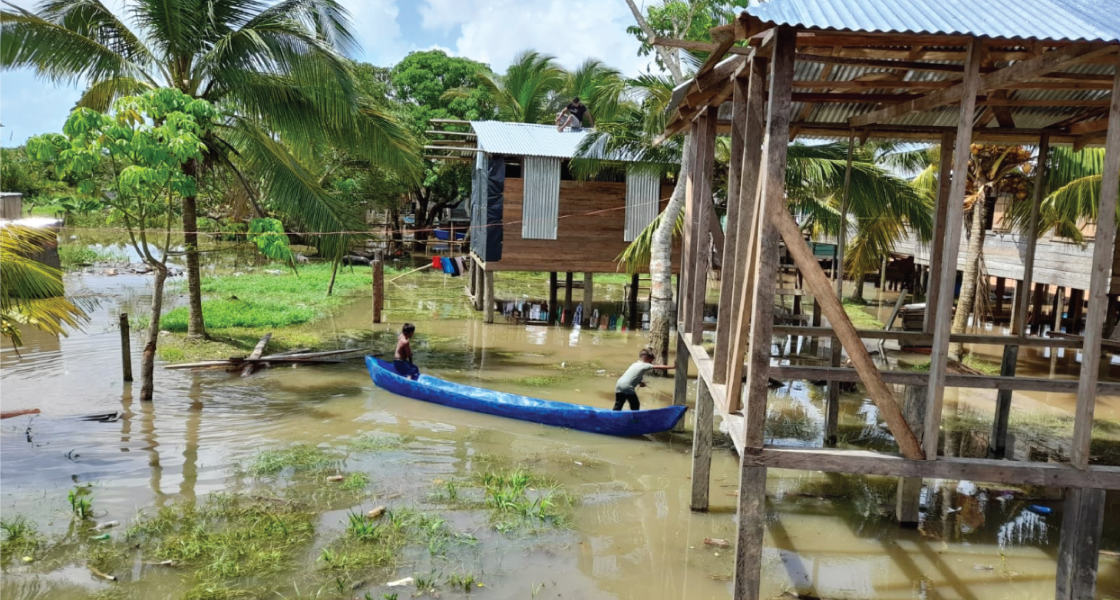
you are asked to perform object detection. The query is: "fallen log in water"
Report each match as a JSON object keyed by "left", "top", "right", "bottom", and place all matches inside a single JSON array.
[{"left": 164, "top": 341, "right": 365, "bottom": 372}]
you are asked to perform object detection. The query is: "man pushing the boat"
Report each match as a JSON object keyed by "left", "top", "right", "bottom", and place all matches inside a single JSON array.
[{"left": 614, "top": 348, "right": 673, "bottom": 411}]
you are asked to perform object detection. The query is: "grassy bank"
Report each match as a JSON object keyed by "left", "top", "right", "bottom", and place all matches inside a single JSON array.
[{"left": 58, "top": 243, "right": 128, "bottom": 269}]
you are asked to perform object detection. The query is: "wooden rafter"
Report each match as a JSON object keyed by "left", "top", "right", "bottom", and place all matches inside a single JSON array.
[{"left": 850, "top": 43, "right": 1115, "bottom": 128}]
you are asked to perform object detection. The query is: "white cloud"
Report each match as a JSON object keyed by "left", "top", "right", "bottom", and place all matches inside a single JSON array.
[
  {"left": 338, "top": 0, "right": 411, "bottom": 65},
  {"left": 419, "top": 0, "right": 651, "bottom": 76}
]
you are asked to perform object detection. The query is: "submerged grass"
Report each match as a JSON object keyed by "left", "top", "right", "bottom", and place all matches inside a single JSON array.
[
  {"left": 243, "top": 444, "right": 342, "bottom": 477},
  {"left": 58, "top": 244, "right": 127, "bottom": 269},
  {"left": 475, "top": 469, "right": 571, "bottom": 533},
  {"left": 126, "top": 493, "right": 316, "bottom": 581},
  {"left": 0, "top": 517, "right": 40, "bottom": 561},
  {"left": 348, "top": 433, "right": 409, "bottom": 453}
]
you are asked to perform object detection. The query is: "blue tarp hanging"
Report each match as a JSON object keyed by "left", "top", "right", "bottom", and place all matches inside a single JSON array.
[{"left": 483, "top": 156, "right": 505, "bottom": 262}]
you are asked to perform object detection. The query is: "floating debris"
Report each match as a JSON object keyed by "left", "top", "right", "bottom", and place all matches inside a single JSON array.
[
  {"left": 386, "top": 577, "right": 414, "bottom": 587},
  {"left": 704, "top": 538, "right": 732, "bottom": 548}
]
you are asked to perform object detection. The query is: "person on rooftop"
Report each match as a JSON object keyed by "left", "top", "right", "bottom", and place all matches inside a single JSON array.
[{"left": 556, "top": 97, "right": 592, "bottom": 132}]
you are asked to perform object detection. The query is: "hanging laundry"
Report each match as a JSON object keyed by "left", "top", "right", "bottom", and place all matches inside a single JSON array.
[
  {"left": 432, "top": 256, "right": 442, "bottom": 269},
  {"left": 591, "top": 309, "right": 599, "bottom": 323},
  {"left": 440, "top": 257, "right": 453, "bottom": 274},
  {"left": 599, "top": 316, "right": 608, "bottom": 330},
  {"left": 573, "top": 304, "right": 583, "bottom": 328}
]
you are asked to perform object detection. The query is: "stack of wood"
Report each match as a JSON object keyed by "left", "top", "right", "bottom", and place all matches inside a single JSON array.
[{"left": 164, "top": 334, "right": 364, "bottom": 377}]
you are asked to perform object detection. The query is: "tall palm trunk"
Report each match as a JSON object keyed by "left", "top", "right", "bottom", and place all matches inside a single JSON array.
[
  {"left": 648, "top": 137, "right": 691, "bottom": 366},
  {"left": 182, "top": 160, "right": 206, "bottom": 339},
  {"left": 850, "top": 273, "right": 866, "bottom": 303},
  {"left": 141, "top": 266, "right": 168, "bottom": 401},
  {"left": 951, "top": 196, "right": 989, "bottom": 358}
]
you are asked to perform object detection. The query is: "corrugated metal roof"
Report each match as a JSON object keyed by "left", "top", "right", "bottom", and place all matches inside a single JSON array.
[
  {"left": 747, "top": 0, "right": 1120, "bottom": 43},
  {"left": 470, "top": 121, "right": 597, "bottom": 159}
]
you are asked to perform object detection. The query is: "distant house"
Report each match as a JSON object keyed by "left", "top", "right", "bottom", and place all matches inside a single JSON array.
[{"left": 456, "top": 121, "right": 677, "bottom": 274}]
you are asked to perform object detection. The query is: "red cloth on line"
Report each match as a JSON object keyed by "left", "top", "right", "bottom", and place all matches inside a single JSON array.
[{"left": 432, "top": 256, "right": 442, "bottom": 268}]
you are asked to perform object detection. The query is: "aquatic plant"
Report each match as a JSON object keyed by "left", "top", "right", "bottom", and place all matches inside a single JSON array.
[
  {"left": 244, "top": 445, "right": 342, "bottom": 477},
  {"left": 446, "top": 571, "right": 479, "bottom": 593},
  {"left": 475, "top": 469, "right": 571, "bottom": 531},
  {"left": 68, "top": 486, "right": 93, "bottom": 520},
  {"left": 0, "top": 517, "right": 40, "bottom": 559},
  {"left": 348, "top": 433, "right": 408, "bottom": 453},
  {"left": 341, "top": 473, "right": 370, "bottom": 491},
  {"left": 58, "top": 244, "right": 128, "bottom": 269},
  {"left": 413, "top": 571, "right": 439, "bottom": 595}
]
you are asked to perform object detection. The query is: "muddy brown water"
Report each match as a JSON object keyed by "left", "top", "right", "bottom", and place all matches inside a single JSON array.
[{"left": 1, "top": 252, "right": 1118, "bottom": 599}]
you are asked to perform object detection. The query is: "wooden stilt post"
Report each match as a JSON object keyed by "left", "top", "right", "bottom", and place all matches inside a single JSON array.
[
  {"left": 1052, "top": 286, "right": 1066, "bottom": 333},
  {"left": 824, "top": 131, "right": 856, "bottom": 441},
  {"left": 1069, "top": 289, "right": 1084, "bottom": 335},
  {"left": 582, "top": 272, "right": 594, "bottom": 326},
  {"left": 713, "top": 72, "right": 750, "bottom": 385},
  {"left": 120, "top": 313, "right": 133, "bottom": 382},
  {"left": 470, "top": 261, "right": 482, "bottom": 311},
  {"left": 689, "top": 109, "right": 718, "bottom": 344},
  {"left": 548, "top": 272, "right": 558, "bottom": 325},
  {"left": 1055, "top": 487, "right": 1107, "bottom": 599},
  {"left": 992, "top": 134, "right": 1048, "bottom": 459},
  {"left": 672, "top": 331, "right": 689, "bottom": 433},
  {"left": 629, "top": 273, "right": 640, "bottom": 330},
  {"left": 690, "top": 378, "right": 714, "bottom": 511},
  {"left": 994, "top": 277, "right": 1006, "bottom": 319},
  {"left": 724, "top": 57, "right": 768, "bottom": 413},
  {"left": 811, "top": 299, "right": 822, "bottom": 327},
  {"left": 1071, "top": 57, "right": 1120, "bottom": 470},
  {"left": 734, "top": 29, "right": 797, "bottom": 600},
  {"left": 564, "top": 272, "right": 574, "bottom": 323},
  {"left": 1031, "top": 283, "right": 1047, "bottom": 335},
  {"left": 924, "top": 38, "right": 984, "bottom": 460},
  {"left": 896, "top": 383, "right": 926, "bottom": 526},
  {"left": 371, "top": 252, "right": 384, "bottom": 324},
  {"left": 825, "top": 339, "right": 841, "bottom": 446},
  {"left": 924, "top": 131, "right": 956, "bottom": 335},
  {"left": 484, "top": 270, "right": 495, "bottom": 324}
]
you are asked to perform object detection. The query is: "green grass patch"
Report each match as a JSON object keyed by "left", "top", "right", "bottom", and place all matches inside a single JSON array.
[
  {"left": 508, "top": 374, "right": 568, "bottom": 387},
  {"left": 841, "top": 299, "right": 884, "bottom": 329},
  {"left": 0, "top": 517, "right": 41, "bottom": 561},
  {"left": 475, "top": 469, "right": 571, "bottom": 532},
  {"left": 243, "top": 445, "right": 342, "bottom": 477},
  {"left": 126, "top": 493, "right": 316, "bottom": 581},
  {"left": 340, "top": 473, "right": 370, "bottom": 491},
  {"left": 58, "top": 244, "right": 127, "bottom": 269},
  {"left": 156, "top": 264, "right": 370, "bottom": 332},
  {"left": 962, "top": 353, "right": 1001, "bottom": 375}
]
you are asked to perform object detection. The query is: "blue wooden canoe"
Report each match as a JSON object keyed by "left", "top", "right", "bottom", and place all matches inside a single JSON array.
[{"left": 365, "top": 356, "right": 686, "bottom": 436}]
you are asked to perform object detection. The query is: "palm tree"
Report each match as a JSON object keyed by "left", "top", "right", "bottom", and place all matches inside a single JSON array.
[
  {"left": 552, "top": 59, "right": 628, "bottom": 125},
  {"left": 911, "top": 144, "right": 1035, "bottom": 357},
  {"left": 1019, "top": 146, "right": 1117, "bottom": 242},
  {"left": 2, "top": 0, "right": 421, "bottom": 339},
  {"left": 472, "top": 50, "right": 565, "bottom": 124},
  {"left": 1, "top": 225, "right": 89, "bottom": 348}
]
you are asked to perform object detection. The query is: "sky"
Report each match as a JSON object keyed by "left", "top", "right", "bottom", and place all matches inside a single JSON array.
[{"left": 0, "top": 0, "right": 656, "bottom": 146}]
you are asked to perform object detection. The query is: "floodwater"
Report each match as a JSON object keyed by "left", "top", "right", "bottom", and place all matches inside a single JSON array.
[{"left": 2, "top": 243, "right": 1118, "bottom": 600}]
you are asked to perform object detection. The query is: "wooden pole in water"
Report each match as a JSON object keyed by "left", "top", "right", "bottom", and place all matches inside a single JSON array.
[
  {"left": 484, "top": 270, "right": 495, "bottom": 324},
  {"left": 564, "top": 272, "right": 574, "bottom": 323},
  {"left": 629, "top": 273, "right": 640, "bottom": 330},
  {"left": 119, "top": 313, "right": 133, "bottom": 382},
  {"left": 690, "top": 378, "right": 714, "bottom": 511},
  {"left": 371, "top": 252, "right": 384, "bottom": 324},
  {"left": 582, "top": 273, "right": 594, "bottom": 326},
  {"left": 548, "top": 272, "right": 559, "bottom": 325}
]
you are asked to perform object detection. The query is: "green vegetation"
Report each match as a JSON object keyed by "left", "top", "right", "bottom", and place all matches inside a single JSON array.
[
  {"left": 340, "top": 473, "right": 370, "bottom": 491},
  {"left": 126, "top": 494, "right": 316, "bottom": 580},
  {"left": 58, "top": 244, "right": 128, "bottom": 269},
  {"left": 68, "top": 487, "right": 93, "bottom": 520},
  {"left": 841, "top": 299, "right": 885, "bottom": 329},
  {"left": 348, "top": 433, "right": 408, "bottom": 453},
  {"left": 962, "top": 353, "right": 1002, "bottom": 375},
  {"left": 0, "top": 517, "right": 41, "bottom": 560},
  {"left": 243, "top": 445, "right": 342, "bottom": 477},
  {"left": 476, "top": 469, "right": 570, "bottom": 532}
]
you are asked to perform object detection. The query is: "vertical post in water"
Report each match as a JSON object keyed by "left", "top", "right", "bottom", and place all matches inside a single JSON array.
[
  {"left": 629, "top": 273, "right": 640, "bottom": 330},
  {"left": 548, "top": 272, "right": 559, "bottom": 325},
  {"left": 564, "top": 272, "right": 574, "bottom": 323},
  {"left": 690, "top": 378, "right": 713, "bottom": 511},
  {"left": 371, "top": 252, "right": 384, "bottom": 324},
  {"left": 583, "top": 273, "right": 594, "bottom": 326},
  {"left": 120, "top": 313, "right": 133, "bottom": 382},
  {"left": 484, "top": 270, "right": 495, "bottom": 324}
]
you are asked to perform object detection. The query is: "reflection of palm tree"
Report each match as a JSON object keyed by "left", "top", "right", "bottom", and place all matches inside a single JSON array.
[
  {"left": 0, "top": 225, "right": 88, "bottom": 348},
  {"left": 2, "top": 0, "right": 422, "bottom": 338}
]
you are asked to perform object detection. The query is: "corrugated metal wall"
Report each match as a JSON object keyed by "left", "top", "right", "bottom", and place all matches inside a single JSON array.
[
  {"left": 624, "top": 167, "right": 660, "bottom": 242},
  {"left": 521, "top": 156, "right": 560, "bottom": 240}
]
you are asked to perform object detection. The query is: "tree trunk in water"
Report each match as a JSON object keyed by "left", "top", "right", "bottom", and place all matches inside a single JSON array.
[
  {"left": 140, "top": 267, "right": 168, "bottom": 401},
  {"left": 182, "top": 160, "right": 206, "bottom": 339},
  {"left": 647, "top": 137, "right": 692, "bottom": 368},
  {"left": 951, "top": 199, "right": 988, "bottom": 359}
]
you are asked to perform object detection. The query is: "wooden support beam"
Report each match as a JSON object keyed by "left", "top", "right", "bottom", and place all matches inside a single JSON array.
[
  {"left": 769, "top": 325, "right": 1091, "bottom": 349},
  {"left": 628, "top": 273, "right": 640, "bottom": 331},
  {"left": 791, "top": 79, "right": 1114, "bottom": 91},
  {"left": 741, "top": 446, "right": 1120, "bottom": 489},
  {"left": 483, "top": 271, "right": 495, "bottom": 324},
  {"left": 743, "top": 29, "right": 796, "bottom": 451},
  {"left": 826, "top": 132, "right": 855, "bottom": 438},
  {"left": 1055, "top": 488, "right": 1108, "bottom": 599},
  {"left": 725, "top": 58, "right": 768, "bottom": 413},
  {"left": 424, "top": 130, "right": 476, "bottom": 137},
  {"left": 772, "top": 208, "right": 925, "bottom": 459},
  {"left": 690, "top": 378, "right": 714, "bottom": 511},
  {"left": 793, "top": 93, "right": 1112, "bottom": 107},
  {"left": 564, "top": 272, "right": 574, "bottom": 317},
  {"left": 732, "top": 463, "right": 767, "bottom": 600},
  {"left": 673, "top": 330, "right": 689, "bottom": 433},
  {"left": 695, "top": 37, "right": 738, "bottom": 80},
  {"left": 713, "top": 74, "right": 749, "bottom": 384},
  {"left": 653, "top": 36, "right": 753, "bottom": 56},
  {"left": 689, "top": 109, "right": 718, "bottom": 344},
  {"left": 548, "top": 272, "right": 558, "bottom": 325},
  {"left": 850, "top": 43, "right": 1113, "bottom": 128},
  {"left": 422, "top": 145, "right": 481, "bottom": 153},
  {"left": 896, "top": 382, "right": 926, "bottom": 526},
  {"left": 1072, "top": 58, "right": 1120, "bottom": 469},
  {"left": 926, "top": 132, "right": 955, "bottom": 335},
  {"left": 582, "top": 272, "right": 594, "bottom": 327},
  {"left": 925, "top": 39, "right": 983, "bottom": 460},
  {"left": 768, "top": 364, "right": 1120, "bottom": 395}
]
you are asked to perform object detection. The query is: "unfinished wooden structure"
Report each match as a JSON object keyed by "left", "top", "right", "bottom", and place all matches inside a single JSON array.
[
  {"left": 428, "top": 119, "right": 679, "bottom": 326},
  {"left": 658, "top": 2, "right": 1120, "bottom": 599}
]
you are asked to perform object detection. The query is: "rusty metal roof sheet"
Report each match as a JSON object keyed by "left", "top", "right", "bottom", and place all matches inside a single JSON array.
[{"left": 747, "top": 0, "right": 1120, "bottom": 44}]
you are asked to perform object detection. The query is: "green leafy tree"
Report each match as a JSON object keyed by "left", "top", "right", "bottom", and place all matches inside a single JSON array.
[
  {"left": 1019, "top": 146, "right": 1119, "bottom": 243},
  {"left": 391, "top": 50, "right": 495, "bottom": 244},
  {"left": 473, "top": 50, "right": 565, "bottom": 124},
  {"left": 3, "top": 0, "right": 422, "bottom": 339},
  {"left": 28, "top": 89, "right": 215, "bottom": 400}
]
